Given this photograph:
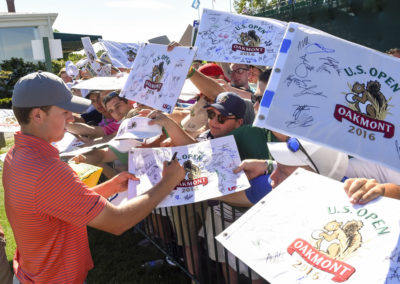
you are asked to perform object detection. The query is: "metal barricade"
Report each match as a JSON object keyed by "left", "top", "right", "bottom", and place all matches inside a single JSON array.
[{"left": 135, "top": 202, "right": 270, "bottom": 284}]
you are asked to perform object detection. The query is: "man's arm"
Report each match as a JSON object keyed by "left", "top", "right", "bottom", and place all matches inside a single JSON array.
[
  {"left": 88, "top": 160, "right": 185, "bottom": 235},
  {"left": 166, "top": 41, "right": 224, "bottom": 101},
  {"left": 234, "top": 159, "right": 270, "bottom": 180},
  {"left": 73, "top": 113, "right": 86, "bottom": 123},
  {"left": 215, "top": 191, "right": 253, "bottom": 207},
  {"left": 189, "top": 69, "right": 225, "bottom": 100},
  {"left": 67, "top": 122, "right": 105, "bottom": 138},
  {"left": 72, "top": 148, "right": 118, "bottom": 165},
  {"left": 92, "top": 171, "right": 139, "bottom": 198},
  {"left": 215, "top": 79, "right": 252, "bottom": 100},
  {"left": 144, "top": 110, "right": 197, "bottom": 146}
]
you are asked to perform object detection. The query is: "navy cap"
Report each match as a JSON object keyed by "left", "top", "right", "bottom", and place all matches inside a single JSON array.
[
  {"left": 12, "top": 71, "right": 91, "bottom": 113},
  {"left": 206, "top": 92, "right": 246, "bottom": 118}
]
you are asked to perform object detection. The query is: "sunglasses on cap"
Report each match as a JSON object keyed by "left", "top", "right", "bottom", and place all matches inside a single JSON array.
[
  {"left": 207, "top": 109, "right": 237, "bottom": 124},
  {"left": 286, "top": 137, "right": 320, "bottom": 174}
]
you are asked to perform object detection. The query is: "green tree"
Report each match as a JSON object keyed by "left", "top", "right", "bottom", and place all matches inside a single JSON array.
[{"left": 234, "top": 0, "right": 276, "bottom": 14}]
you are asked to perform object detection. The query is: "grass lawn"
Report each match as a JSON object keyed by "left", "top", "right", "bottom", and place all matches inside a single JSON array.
[{"left": 0, "top": 136, "right": 190, "bottom": 283}]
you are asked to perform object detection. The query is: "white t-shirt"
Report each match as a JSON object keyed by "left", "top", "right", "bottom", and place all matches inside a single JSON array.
[{"left": 345, "top": 158, "right": 400, "bottom": 184}]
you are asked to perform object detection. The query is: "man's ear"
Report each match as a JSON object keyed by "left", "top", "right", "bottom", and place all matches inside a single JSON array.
[
  {"left": 30, "top": 108, "right": 42, "bottom": 122},
  {"left": 238, "top": 118, "right": 244, "bottom": 126}
]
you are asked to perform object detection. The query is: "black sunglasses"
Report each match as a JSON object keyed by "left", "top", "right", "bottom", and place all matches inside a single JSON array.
[
  {"left": 286, "top": 137, "right": 320, "bottom": 174},
  {"left": 207, "top": 109, "right": 237, "bottom": 124}
]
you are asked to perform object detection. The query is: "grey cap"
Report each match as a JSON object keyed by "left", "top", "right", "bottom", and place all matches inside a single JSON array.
[{"left": 12, "top": 71, "right": 91, "bottom": 113}]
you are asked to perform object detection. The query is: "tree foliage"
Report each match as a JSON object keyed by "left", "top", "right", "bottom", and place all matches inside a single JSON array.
[
  {"left": 234, "top": 0, "right": 278, "bottom": 14},
  {"left": 0, "top": 58, "right": 66, "bottom": 103}
]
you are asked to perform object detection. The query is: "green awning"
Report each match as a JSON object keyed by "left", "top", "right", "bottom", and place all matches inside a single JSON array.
[{"left": 53, "top": 32, "right": 103, "bottom": 53}]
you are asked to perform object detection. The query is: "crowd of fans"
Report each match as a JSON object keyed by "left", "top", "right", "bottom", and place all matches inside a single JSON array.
[{"left": 1, "top": 38, "right": 400, "bottom": 284}]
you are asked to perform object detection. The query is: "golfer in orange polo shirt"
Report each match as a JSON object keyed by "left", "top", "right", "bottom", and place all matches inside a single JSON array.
[{"left": 3, "top": 71, "right": 185, "bottom": 283}]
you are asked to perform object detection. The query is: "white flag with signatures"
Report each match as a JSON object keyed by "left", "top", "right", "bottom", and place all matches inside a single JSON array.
[
  {"left": 100, "top": 39, "right": 139, "bottom": 68},
  {"left": 217, "top": 168, "right": 400, "bottom": 284},
  {"left": 120, "top": 43, "right": 196, "bottom": 113},
  {"left": 127, "top": 136, "right": 250, "bottom": 207},
  {"left": 254, "top": 22, "right": 400, "bottom": 172},
  {"left": 194, "top": 8, "right": 287, "bottom": 65}
]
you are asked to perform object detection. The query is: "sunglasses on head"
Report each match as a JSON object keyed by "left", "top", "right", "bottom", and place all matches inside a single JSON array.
[
  {"left": 207, "top": 109, "right": 237, "bottom": 124},
  {"left": 286, "top": 137, "right": 320, "bottom": 174}
]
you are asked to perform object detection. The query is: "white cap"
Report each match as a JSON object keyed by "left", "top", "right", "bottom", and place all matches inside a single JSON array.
[
  {"left": 108, "top": 138, "right": 142, "bottom": 152},
  {"left": 115, "top": 116, "right": 162, "bottom": 140},
  {"left": 76, "top": 58, "right": 89, "bottom": 69},
  {"left": 268, "top": 139, "right": 348, "bottom": 181}
]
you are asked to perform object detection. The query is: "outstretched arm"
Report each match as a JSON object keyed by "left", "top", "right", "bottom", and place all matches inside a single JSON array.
[
  {"left": 234, "top": 159, "right": 274, "bottom": 180},
  {"left": 167, "top": 41, "right": 224, "bottom": 101},
  {"left": 66, "top": 123, "right": 105, "bottom": 138},
  {"left": 71, "top": 148, "right": 117, "bottom": 166},
  {"left": 88, "top": 160, "right": 185, "bottom": 235},
  {"left": 142, "top": 110, "right": 197, "bottom": 146}
]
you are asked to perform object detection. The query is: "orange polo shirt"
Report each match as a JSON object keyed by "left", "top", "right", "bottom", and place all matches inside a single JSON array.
[{"left": 3, "top": 132, "right": 107, "bottom": 283}]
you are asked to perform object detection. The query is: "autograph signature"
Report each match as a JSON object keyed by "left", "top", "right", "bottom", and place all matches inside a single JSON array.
[
  {"left": 295, "top": 42, "right": 336, "bottom": 78},
  {"left": 295, "top": 54, "right": 314, "bottom": 78},
  {"left": 395, "top": 140, "right": 400, "bottom": 161},
  {"left": 294, "top": 84, "right": 325, "bottom": 98},
  {"left": 285, "top": 104, "right": 319, "bottom": 128},
  {"left": 317, "top": 56, "right": 341, "bottom": 76},
  {"left": 285, "top": 75, "right": 311, "bottom": 89},
  {"left": 305, "top": 43, "right": 335, "bottom": 55},
  {"left": 184, "top": 194, "right": 194, "bottom": 201}
]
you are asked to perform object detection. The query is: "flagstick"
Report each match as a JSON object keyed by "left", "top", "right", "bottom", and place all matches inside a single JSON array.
[
  {"left": 229, "top": 0, "right": 232, "bottom": 13},
  {"left": 211, "top": 0, "right": 214, "bottom": 9}
]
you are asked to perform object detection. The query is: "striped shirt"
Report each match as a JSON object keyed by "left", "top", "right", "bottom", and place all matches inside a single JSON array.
[{"left": 3, "top": 132, "right": 107, "bottom": 283}]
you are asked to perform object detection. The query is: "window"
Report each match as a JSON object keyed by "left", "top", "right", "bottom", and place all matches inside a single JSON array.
[{"left": 0, "top": 26, "right": 40, "bottom": 62}]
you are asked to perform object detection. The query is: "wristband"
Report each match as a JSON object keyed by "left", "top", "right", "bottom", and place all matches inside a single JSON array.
[
  {"left": 186, "top": 66, "right": 196, "bottom": 79},
  {"left": 265, "top": 160, "right": 275, "bottom": 175}
]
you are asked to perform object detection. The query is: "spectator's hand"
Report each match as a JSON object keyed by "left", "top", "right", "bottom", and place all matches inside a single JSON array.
[
  {"left": 161, "top": 160, "right": 185, "bottom": 187},
  {"left": 109, "top": 171, "right": 140, "bottom": 193},
  {"left": 138, "top": 109, "right": 152, "bottom": 117},
  {"left": 234, "top": 159, "right": 267, "bottom": 180},
  {"left": 160, "top": 137, "right": 173, "bottom": 147},
  {"left": 147, "top": 110, "right": 171, "bottom": 128},
  {"left": 344, "top": 178, "right": 385, "bottom": 204},
  {"left": 70, "top": 154, "right": 86, "bottom": 164},
  {"left": 167, "top": 41, "right": 182, "bottom": 52},
  {"left": 76, "top": 135, "right": 94, "bottom": 146}
]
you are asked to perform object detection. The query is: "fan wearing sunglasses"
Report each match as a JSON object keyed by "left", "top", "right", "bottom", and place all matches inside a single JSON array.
[{"left": 205, "top": 92, "right": 245, "bottom": 138}]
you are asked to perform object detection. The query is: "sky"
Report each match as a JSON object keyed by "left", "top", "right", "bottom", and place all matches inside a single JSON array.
[{"left": 0, "top": 0, "right": 236, "bottom": 43}]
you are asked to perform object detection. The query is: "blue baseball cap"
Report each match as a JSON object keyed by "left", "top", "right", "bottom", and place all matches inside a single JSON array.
[
  {"left": 12, "top": 71, "right": 91, "bottom": 113},
  {"left": 206, "top": 92, "right": 246, "bottom": 118}
]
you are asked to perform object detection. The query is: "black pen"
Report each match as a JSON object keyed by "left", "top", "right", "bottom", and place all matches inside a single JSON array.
[{"left": 168, "top": 152, "right": 178, "bottom": 165}]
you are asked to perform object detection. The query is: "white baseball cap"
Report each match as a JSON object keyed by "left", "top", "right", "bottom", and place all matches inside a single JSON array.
[
  {"left": 115, "top": 116, "right": 162, "bottom": 140},
  {"left": 268, "top": 138, "right": 348, "bottom": 181}
]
